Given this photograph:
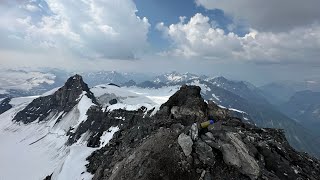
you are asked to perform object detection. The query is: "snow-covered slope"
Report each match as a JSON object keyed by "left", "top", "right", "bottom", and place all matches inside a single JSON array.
[
  {"left": 0, "top": 75, "right": 179, "bottom": 180},
  {"left": 153, "top": 71, "right": 202, "bottom": 84},
  {"left": 0, "top": 92, "right": 99, "bottom": 180},
  {"left": 91, "top": 84, "right": 179, "bottom": 112},
  {"left": 0, "top": 75, "right": 120, "bottom": 180}
]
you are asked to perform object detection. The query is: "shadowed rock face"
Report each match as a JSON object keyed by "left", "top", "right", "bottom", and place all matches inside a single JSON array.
[
  {"left": 13, "top": 74, "right": 97, "bottom": 124},
  {"left": 85, "top": 85, "right": 320, "bottom": 180},
  {"left": 0, "top": 98, "right": 12, "bottom": 114}
]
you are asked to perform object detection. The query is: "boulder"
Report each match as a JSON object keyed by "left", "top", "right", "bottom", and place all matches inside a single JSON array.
[{"left": 178, "top": 133, "right": 193, "bottom": 156}]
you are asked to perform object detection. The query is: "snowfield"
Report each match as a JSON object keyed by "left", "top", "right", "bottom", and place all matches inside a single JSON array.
[
  {"left": 0, "top": 91, "right": 117, "bottom": 180},
  {"left": 91, "top": 84, "right": 179, "bottom": 112},
  {"left": 0, "top": 84, "right": 176, "bottom": 180}
]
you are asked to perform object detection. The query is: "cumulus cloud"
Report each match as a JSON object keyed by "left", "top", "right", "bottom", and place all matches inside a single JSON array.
[
  {"left": 0, "top": 0, "right": 150, "bottom": 59},
  {"left": 157, "top": 13, "right": 320, "bottom": 64},
  {"left": 195, "top": 0, "right": 320, "bottom": 32}
]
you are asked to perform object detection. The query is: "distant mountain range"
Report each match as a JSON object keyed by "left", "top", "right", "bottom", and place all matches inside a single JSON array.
[
  {"left": 1, "top": 69, "right": 319, "bottom": 157},
  {"left": 280, "top": 90, "right": 320, "bottom": 135},
  {"left": 0, "top": 74, "right": 319, "bottom": 179},
  {"left": 120, "top": 72, "right": 320, "bottom": 157},
  {"left": 260, "top": 80, "right": 320, "bottom": 105}
]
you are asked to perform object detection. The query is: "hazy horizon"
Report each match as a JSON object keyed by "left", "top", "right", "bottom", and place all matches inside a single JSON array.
[{"left": 1, "top": 0, "right": 319, "bottom": 86}]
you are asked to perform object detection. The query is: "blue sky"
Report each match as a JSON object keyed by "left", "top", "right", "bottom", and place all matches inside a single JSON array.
[
  {"left": 134, "top": 0, "right": 246, "bottom": 50},
  {"left": 0, "top": 0, "right": 320, "bottom": 84}
]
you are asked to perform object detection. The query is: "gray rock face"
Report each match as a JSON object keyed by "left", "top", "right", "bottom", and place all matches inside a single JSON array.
[
  {"left": 178, "top": 133, "right": 193, "bottom": 156},
  {"left": 223, "top": 132, "right": 260, "bottom": 179},
  {"left": 13, "top": 74, "right": 97, "bottom": 124},
  {"left": 0, "top": 98, "right": 12, "bottom": 114},
  {"left": 159, "top": 85, "right": 208, "bottom": 124},
  {"left": 81, "top": 85, "right": 320, "bottom": 180},
  {"left": 195, "top": 140, "right": 215, "bottom": 165},
  {"left": 108, "top": 98, "right": 118, "bottom": 105}
]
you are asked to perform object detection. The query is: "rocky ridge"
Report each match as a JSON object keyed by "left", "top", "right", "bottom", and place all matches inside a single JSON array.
[
  {"left": 13, "top": 74, "right": 97, "bottom": 124},
  {"left": 84, "top": 85, "right": 320, "bottom": 180}
]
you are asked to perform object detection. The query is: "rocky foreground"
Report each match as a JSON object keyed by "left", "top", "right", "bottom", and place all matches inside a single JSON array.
[{"left": 84, "top": 85, "right": 320, "bottom": 180}]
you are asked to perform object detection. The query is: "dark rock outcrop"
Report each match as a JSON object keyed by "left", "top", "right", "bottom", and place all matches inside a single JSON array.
[
  {"left": 0, "top": 97, "right": 12, "bottom": 114},
  {"left": 86, "top": 85, "right": 320, "bottom": 180},
  {"left": 13, "top": 74, "right": 97, "bottom": 124}
]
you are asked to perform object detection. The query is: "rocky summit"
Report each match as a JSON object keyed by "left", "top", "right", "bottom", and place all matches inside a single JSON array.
[
  {"left": 84, "top": 85, "right": 320, "bottom": 180},
  {"left": 13, "top": 74, "right": 97, "bottom": 124}
]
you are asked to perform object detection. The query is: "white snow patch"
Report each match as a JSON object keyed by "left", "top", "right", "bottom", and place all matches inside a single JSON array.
[
  {"left": 92, "top": 85, "right": 179, "bottom": 113},
  {"left": 53, "top": 92, "right": 95, "bottom": 135},
  {"left": 52, "top": 145, "right": 97, "bottom": 180},
  {"left": 9, "top": 96, "right": 39, "bottom": 106},
  {"left": 218, "top": 104, "right": 227, "bottom": 109},
  {"left": 229, "top": 108, "right": 246, "bottom": 114},
  {"left": 212, "top": 93, "right": 220, "bottom": 101},
  {"left": 100, "top": 126, "right": 120, "bottom": 147},
  {"left": 92, "top": 85, "right": 156, "bottom": 111},
  {"left": 190, "top": 80, "right": 211, "bottom": 93}
]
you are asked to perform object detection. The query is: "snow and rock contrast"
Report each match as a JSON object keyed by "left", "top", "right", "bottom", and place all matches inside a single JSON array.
[
  {"left": 0, "top": 75, "right": 106, "bottom": 180},
  {"left": 87, "top": 85, "right": 320, "bottom": 180},
  {"left": 0, "top": 75, "right": 319, "bottom": 180}
]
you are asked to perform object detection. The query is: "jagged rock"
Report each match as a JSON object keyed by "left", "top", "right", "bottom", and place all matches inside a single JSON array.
[
  {"left": 178, "top": 133, "right": 193, "bottom": 156},
  {"left": 109, "top": 98, "right": 117, "bottom": 105},
  {"left": 0, "top": 97, "right": 12, "bottom": 114},
  {"left": 195, "top": 140, "right": 215, "bottom": 165},
  {"left": 85, "top": 85, "right": 320, "bottom": 180},
  {"left": 221, "top": 132, "right": 260, "bottom": 179},
  {"left": 95, "top": 128, "right": 196, "bottom": 180},
  {"left": 159, "top": 85, "right": 208, "bottom": 125},
  {"left": 207, "top": 100, "right": 229, "bottom": 120},
  {"left": 13, "top": 74, "right": 97, "bottom": 123}
]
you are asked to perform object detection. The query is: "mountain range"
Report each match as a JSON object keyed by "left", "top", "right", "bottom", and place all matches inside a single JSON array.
[
  {"left": 0, "top": 74, "right": 319, "bottom": 180},
  {"left": 0, "top": 71, "right": 320, "bottom": 179}
]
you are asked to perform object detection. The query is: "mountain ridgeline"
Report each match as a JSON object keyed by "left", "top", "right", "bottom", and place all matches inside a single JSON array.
[
  {"left": 13, "top": 74, "right": 97, "bottom": 124},
  {"left": 121, "top": 72, "right": 320, "bottom": 158},
  {"left": 0, "top": 73, "right": 320, "bottom": 180}
]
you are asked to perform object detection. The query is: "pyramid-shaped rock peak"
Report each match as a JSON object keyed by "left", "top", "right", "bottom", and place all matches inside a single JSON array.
[{"left": 14, "top": 74, "right": 97, "bottom": 124}]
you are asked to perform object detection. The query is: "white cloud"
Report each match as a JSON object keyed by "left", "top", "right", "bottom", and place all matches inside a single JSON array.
[
  {"left": 157, "top": 13, "right": 320, "bottom": 64},
  {"left": 23, "top": 4, "right": 40, "bottom": 12},
  {"left": 0, "top": 0, "right": 150, "bottom": 59},
  {"left": 195, "top": 0, "right": 320, "bottom": 31}
]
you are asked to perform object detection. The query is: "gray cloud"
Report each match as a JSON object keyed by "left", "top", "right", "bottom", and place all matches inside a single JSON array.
[{"left": 196, "top": 0, "right": 320, "bottom": 32}]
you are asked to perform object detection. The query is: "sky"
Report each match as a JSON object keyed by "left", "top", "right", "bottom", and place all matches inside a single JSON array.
[{"left": 0, "top": 0, "right": 319, "bottom": 85}]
